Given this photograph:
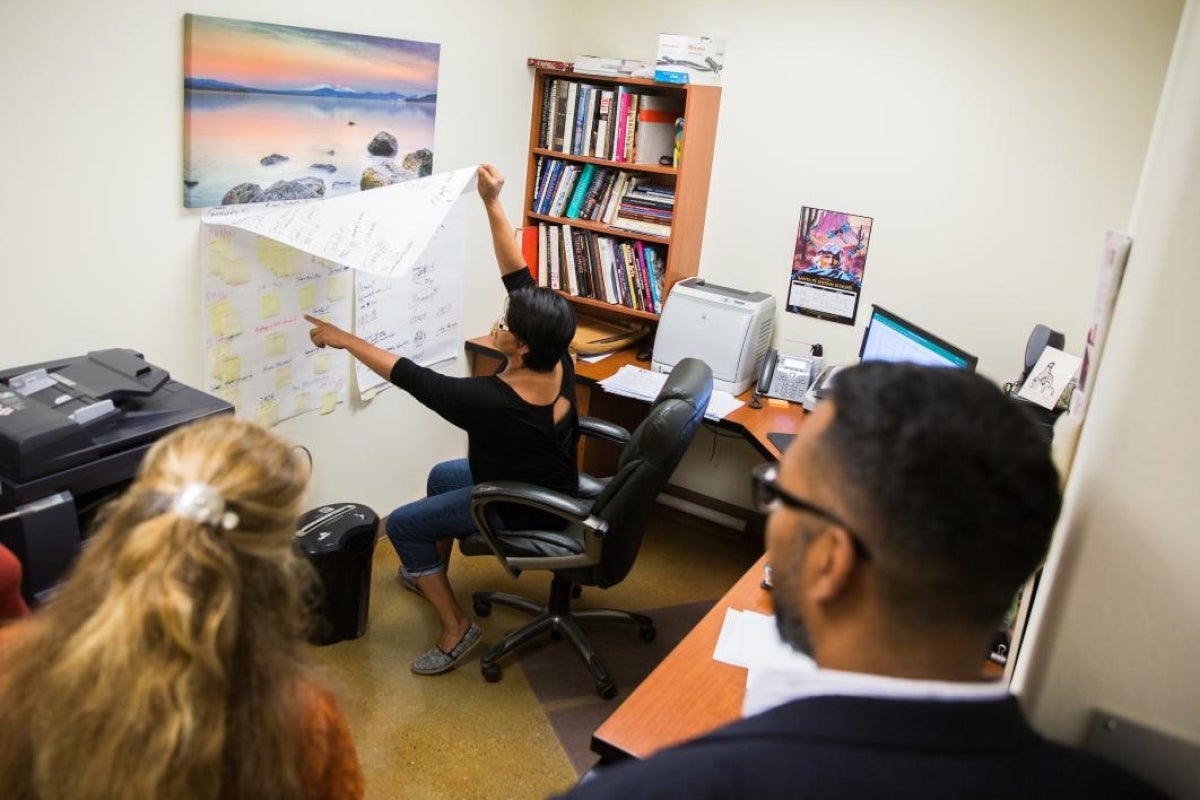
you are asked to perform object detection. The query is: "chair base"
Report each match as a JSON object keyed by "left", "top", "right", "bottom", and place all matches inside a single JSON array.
[{"left": 472, "top": 575, "right": 655, "bottom": 699}]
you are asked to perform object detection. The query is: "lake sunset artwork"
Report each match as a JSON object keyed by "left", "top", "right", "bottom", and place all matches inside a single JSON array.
[{"left": 184, "top": 14, "right": 440, "bottom": 208}]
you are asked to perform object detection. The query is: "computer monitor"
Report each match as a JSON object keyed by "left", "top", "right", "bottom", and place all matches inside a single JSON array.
[{"left": 858, "top": 305, "right": 977, "bottom": 371}]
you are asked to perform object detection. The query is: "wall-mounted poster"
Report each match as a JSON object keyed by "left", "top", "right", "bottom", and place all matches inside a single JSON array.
[
  {"left": 785, "top": 207, "right": 874, "bottom": 325},
  {"left": 184, "top": 14, "right": 439, "bottom": 209}
]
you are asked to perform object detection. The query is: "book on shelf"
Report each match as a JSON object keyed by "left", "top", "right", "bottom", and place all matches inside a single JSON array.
[
  {"left": 560, "top": 224, "right": 578, "bottom": 296},
  {"left": 565, "top": 163, "right": 597, "bottom": 219},
  {"left": 594, "top": 89, "right": 613, "bottom": 159},
  {"left": 519, "top": 226, "right": 540, "bottom": 283},
  {"left": 528, "top": 56, "right": 574, "bottom": 72},
  {"left": 562, "top": 82, "right": 579, "bottom": 155},
  {"left": 536, "top": 223, "right": 549, "bottom": 287},
  {"left": 551, "top": 82, "right": 569, "bottom": 151},
  {"left": 547, "top": 226, "right": 562, "bottom": 291}
]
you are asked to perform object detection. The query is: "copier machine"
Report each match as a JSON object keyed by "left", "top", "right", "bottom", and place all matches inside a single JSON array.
[{"left": 0, "top": 349, "right": 232, "bottom": 605}]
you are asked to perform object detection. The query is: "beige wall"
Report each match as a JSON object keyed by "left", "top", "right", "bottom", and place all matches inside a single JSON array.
[
  {"left": 2, "top": 0, "right": 1195, "bottom": 755},
  {"left": 1013, "top": 0, "right": 1200, "bottom": 750}
]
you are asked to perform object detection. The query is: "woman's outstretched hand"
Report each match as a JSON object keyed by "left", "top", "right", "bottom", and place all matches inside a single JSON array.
[
  {"left": 477, "top": 164, "right": 505, "bottom": 204},
  {"left": 304, "top": 314, "right": 350, "bottom": 350}
]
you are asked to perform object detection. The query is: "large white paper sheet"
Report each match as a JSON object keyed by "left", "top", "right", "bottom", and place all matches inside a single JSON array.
[
  {"left": 201, "top": 166, "right": 477, "bottom": 417},
  {"left": 354, "top": 202, "right": 468, "bottom": 395},
  {"left": 201, "top": 166, "right": 478, "bottom": 279}
]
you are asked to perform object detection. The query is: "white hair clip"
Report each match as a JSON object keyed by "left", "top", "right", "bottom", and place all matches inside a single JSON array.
[{"left": 171, "top": 483, "right": 239, "bottom": 531}]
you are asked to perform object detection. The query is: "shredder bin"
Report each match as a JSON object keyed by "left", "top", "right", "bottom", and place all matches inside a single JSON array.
[{"left": 295, "top": 502, "right": 378, "bottom": 646}]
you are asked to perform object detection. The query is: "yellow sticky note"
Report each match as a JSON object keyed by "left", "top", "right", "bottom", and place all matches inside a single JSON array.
[
  {"left": 313, "top": 353, "right": 331, "bottom": 374},
  {"left": 258, "top": 238, "right": 298, "bottom": 277},
  {"left": 216, "top": 354, "right": 241, "bottom": 383},
  {"left": 218, "top": 308, "right": 242, "bottom": 337},
  {"left": 264, "top": 331, "right": 287, "bottom": 358},
  {"left": 320, "top": 393, "right": 339, "bottom": 415},
  {"left": 298, "top": 284, "right": 317, "bottom": 310},
  {"left": 256, "top": 399, "right": 279, "bottom": 428},
  {"left": 208, "top": 240, "right": 250, "bottom": 285},
  {"left": 273, "top": 364, "right": 292, "bottom": 390},
  {"left": 207, "top": 300, "right": 231, "bottom": 333},
  {"left": 260, "top": 293, "right": 281, "bottom": 318},
  {"left": 295, "top": 392, "right": 311, "bottom": 413}
]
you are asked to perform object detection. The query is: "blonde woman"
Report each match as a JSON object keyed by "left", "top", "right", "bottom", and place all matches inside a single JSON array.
[{"left": 0, "top": 417, "right": 364, "bottom": 800}]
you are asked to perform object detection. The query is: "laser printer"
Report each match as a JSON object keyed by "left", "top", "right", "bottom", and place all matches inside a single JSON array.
[
  {"left": 651, "top": 278, "right": 775, "bottom": 395},
  {"left": 0, "top": 349, "right": 232, "bottom": 604}
]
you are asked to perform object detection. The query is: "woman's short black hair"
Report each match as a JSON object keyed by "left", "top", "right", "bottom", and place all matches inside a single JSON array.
[{"left": 505, "top": 287, "right": 576, "bottom": 372}]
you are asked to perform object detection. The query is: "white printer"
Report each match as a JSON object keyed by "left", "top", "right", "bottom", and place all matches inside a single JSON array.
[{"left": 652, "top": 278, "right": 775, "bottom": 395}]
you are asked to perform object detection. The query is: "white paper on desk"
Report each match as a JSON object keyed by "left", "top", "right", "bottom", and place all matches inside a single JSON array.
[
  {"left": 599, "top": 365, "right": 668, "bottom": 401},
  {"left": 713, "top": 609, "right": 800, "bottom": 669},
  {"left": 705, "top": 390, "right": 744, "bottom": 421},
  {"left": 599, "top": 366, "right": 745, "bottom": 420},
  {"left": 579, "top": 352, "right": 614, "bottom": 363}
]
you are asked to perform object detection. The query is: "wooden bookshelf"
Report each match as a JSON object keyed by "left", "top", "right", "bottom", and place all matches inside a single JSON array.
[{"left": 524, "top": 67, "right": 721, "bottom": 323}]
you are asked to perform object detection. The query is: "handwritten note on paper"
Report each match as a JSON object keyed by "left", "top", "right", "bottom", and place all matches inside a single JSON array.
[
  {"left": 354, "top": 202, "right": 467, "bottom": 396},
  {"left": 201, "top": 165, "right": 478, "bottom": 417},
  {"left": 201, "top": 165, "right": 479, "bottom": 279}
]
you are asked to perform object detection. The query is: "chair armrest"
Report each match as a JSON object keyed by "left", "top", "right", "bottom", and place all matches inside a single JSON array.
[
  {"left": 471, "top": 481, "right": 595, "bottom": 523},
  {"left": 579, "top": 416, "right": 631, "bottom": 446}
]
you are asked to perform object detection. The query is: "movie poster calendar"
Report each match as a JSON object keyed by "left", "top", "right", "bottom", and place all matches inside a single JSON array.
[
  {"left": 200, "top": 166, "right": 476, "bottom": 427},
  {"left": 786, "top": 206, "right": 874, "bottom": 326}
]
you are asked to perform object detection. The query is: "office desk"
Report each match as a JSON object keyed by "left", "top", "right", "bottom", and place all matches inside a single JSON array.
[
  {"left": 592, "top": 552, "right": 773, "bottom": 761},
  {"left": 465, "top": 337, "right": 804, "bottom": 463}
]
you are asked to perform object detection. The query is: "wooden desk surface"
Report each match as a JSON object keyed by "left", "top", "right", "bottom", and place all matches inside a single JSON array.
[
  {"left": 591, "top": 552, "right": 774, "bottom": 761},
  {"left": 465, "top": 337, "right": 804, "bottom": 461}
]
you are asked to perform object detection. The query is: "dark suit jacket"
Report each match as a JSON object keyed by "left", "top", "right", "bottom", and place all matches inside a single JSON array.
[{"left": 556, "top": 696, "right": 1164, "bottom": 799}]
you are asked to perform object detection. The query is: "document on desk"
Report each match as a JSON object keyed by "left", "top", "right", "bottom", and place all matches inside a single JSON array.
[
  {"left": 598, "top": 366, "right": 744, "bottom": 420},
  {"left": 714, "top": 608, "right": 817, "bottom": 716}
]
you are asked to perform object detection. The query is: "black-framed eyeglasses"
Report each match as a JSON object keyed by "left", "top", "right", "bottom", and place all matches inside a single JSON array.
[{"left": 751, "top": 462, "right": 871, "bottom": 560}]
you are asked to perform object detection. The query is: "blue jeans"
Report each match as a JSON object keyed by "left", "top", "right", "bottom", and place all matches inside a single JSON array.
[{"left": 385, "top": 459, "right": 477, "bottom": 578}]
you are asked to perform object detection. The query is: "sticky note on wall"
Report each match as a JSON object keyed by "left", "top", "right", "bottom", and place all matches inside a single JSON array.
[
  {"left": 298, "top": 284, "right": 317, "bottom": 309},
  {"left": 260, "top": 293, "right": 281, "bottom": 318},
  {"left": 265, "top": 331, "right": 287, "bottom": 358}
]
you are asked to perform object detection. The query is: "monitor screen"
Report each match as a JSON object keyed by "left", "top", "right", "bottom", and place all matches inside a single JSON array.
[{"left": 858, "top": 305, "right": 977, "bottom": 372}]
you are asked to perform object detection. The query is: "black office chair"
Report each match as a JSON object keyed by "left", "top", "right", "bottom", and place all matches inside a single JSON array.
[{"left": 459, "top": 358, "right": 713, "bottom": 698}]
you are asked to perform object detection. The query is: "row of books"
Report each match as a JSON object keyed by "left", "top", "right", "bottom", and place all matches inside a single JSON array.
[
  {"left": 532, "top": 156, "right": 676, "bottom": 238},
  {"left": 537, "top": 78, "right": 682, "bottom": 167},
  {"left": 535, "top": 223, "right": 665, "bottom": 314}
]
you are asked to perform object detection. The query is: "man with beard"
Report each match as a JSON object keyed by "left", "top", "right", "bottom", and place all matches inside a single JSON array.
[{"left": 555, "top": 362, "right": 1161, "bottom": 799}]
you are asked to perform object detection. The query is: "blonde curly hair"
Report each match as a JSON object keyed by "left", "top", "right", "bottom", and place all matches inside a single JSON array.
[{"left": 0, "top": 416, "right": 319, "bottom": 800}]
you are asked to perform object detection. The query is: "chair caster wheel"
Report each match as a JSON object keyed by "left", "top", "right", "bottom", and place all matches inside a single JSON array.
[
  {"left": 473, "top": 599, "right": 492, "bottom": 617},
  {"left": 597, "top": 681, "right": 617, "bottom": 700},
  {"left": 482, "top": 663, "right": 502, "bottom": 683},
  {"left": 639, "top": 625, "right": 657, "bottom": 642}
]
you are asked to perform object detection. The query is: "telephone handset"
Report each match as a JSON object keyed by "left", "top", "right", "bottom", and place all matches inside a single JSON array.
[{"left": 751, "top": 345, "right": 823, "bottom": 407}]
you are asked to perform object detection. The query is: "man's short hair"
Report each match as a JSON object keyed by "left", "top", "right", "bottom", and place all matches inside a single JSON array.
[
  {"left": 505, "top": 286, "right": 576, "bottom": 372},
  {"left": 819, "top": 362, "right": 1061, "bottom": 629}
]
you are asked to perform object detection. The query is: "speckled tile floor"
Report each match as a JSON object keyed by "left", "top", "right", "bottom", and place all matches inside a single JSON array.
[{"left": 309, "top": 506, "right": 761, "bottom": 800}]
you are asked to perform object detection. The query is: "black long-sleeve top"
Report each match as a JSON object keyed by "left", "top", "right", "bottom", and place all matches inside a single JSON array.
[{"left": 389, "top": 269, "right": 579, "bottom": 521}]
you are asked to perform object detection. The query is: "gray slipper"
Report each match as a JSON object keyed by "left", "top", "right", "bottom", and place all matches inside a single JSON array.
[{"left": 411, "top": 622, "right": 483, "bottom": 675}]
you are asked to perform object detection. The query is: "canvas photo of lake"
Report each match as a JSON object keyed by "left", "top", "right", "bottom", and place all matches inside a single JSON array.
[{"left": 184, "top": 15, "right": 440, "bottom": 208}]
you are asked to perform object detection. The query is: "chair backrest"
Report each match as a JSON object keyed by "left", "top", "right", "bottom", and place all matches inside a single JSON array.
[{"left": 586, "top": 358, "right": 713, "bottom": 587}]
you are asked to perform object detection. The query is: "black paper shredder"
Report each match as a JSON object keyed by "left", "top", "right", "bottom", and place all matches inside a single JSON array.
[{"left": 295, "top": 503, "right": 378, "bottom": 645}]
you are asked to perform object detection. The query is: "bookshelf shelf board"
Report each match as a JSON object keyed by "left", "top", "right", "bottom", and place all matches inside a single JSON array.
[
  {"left": 530, "top": 148, "right": 678, "bottom": 176},
  {"left": 527, "top": 212, "right": 671, "bottom": 245},
  {"left": 562, "top": 293, "right": 660, "bottom": 321}
]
